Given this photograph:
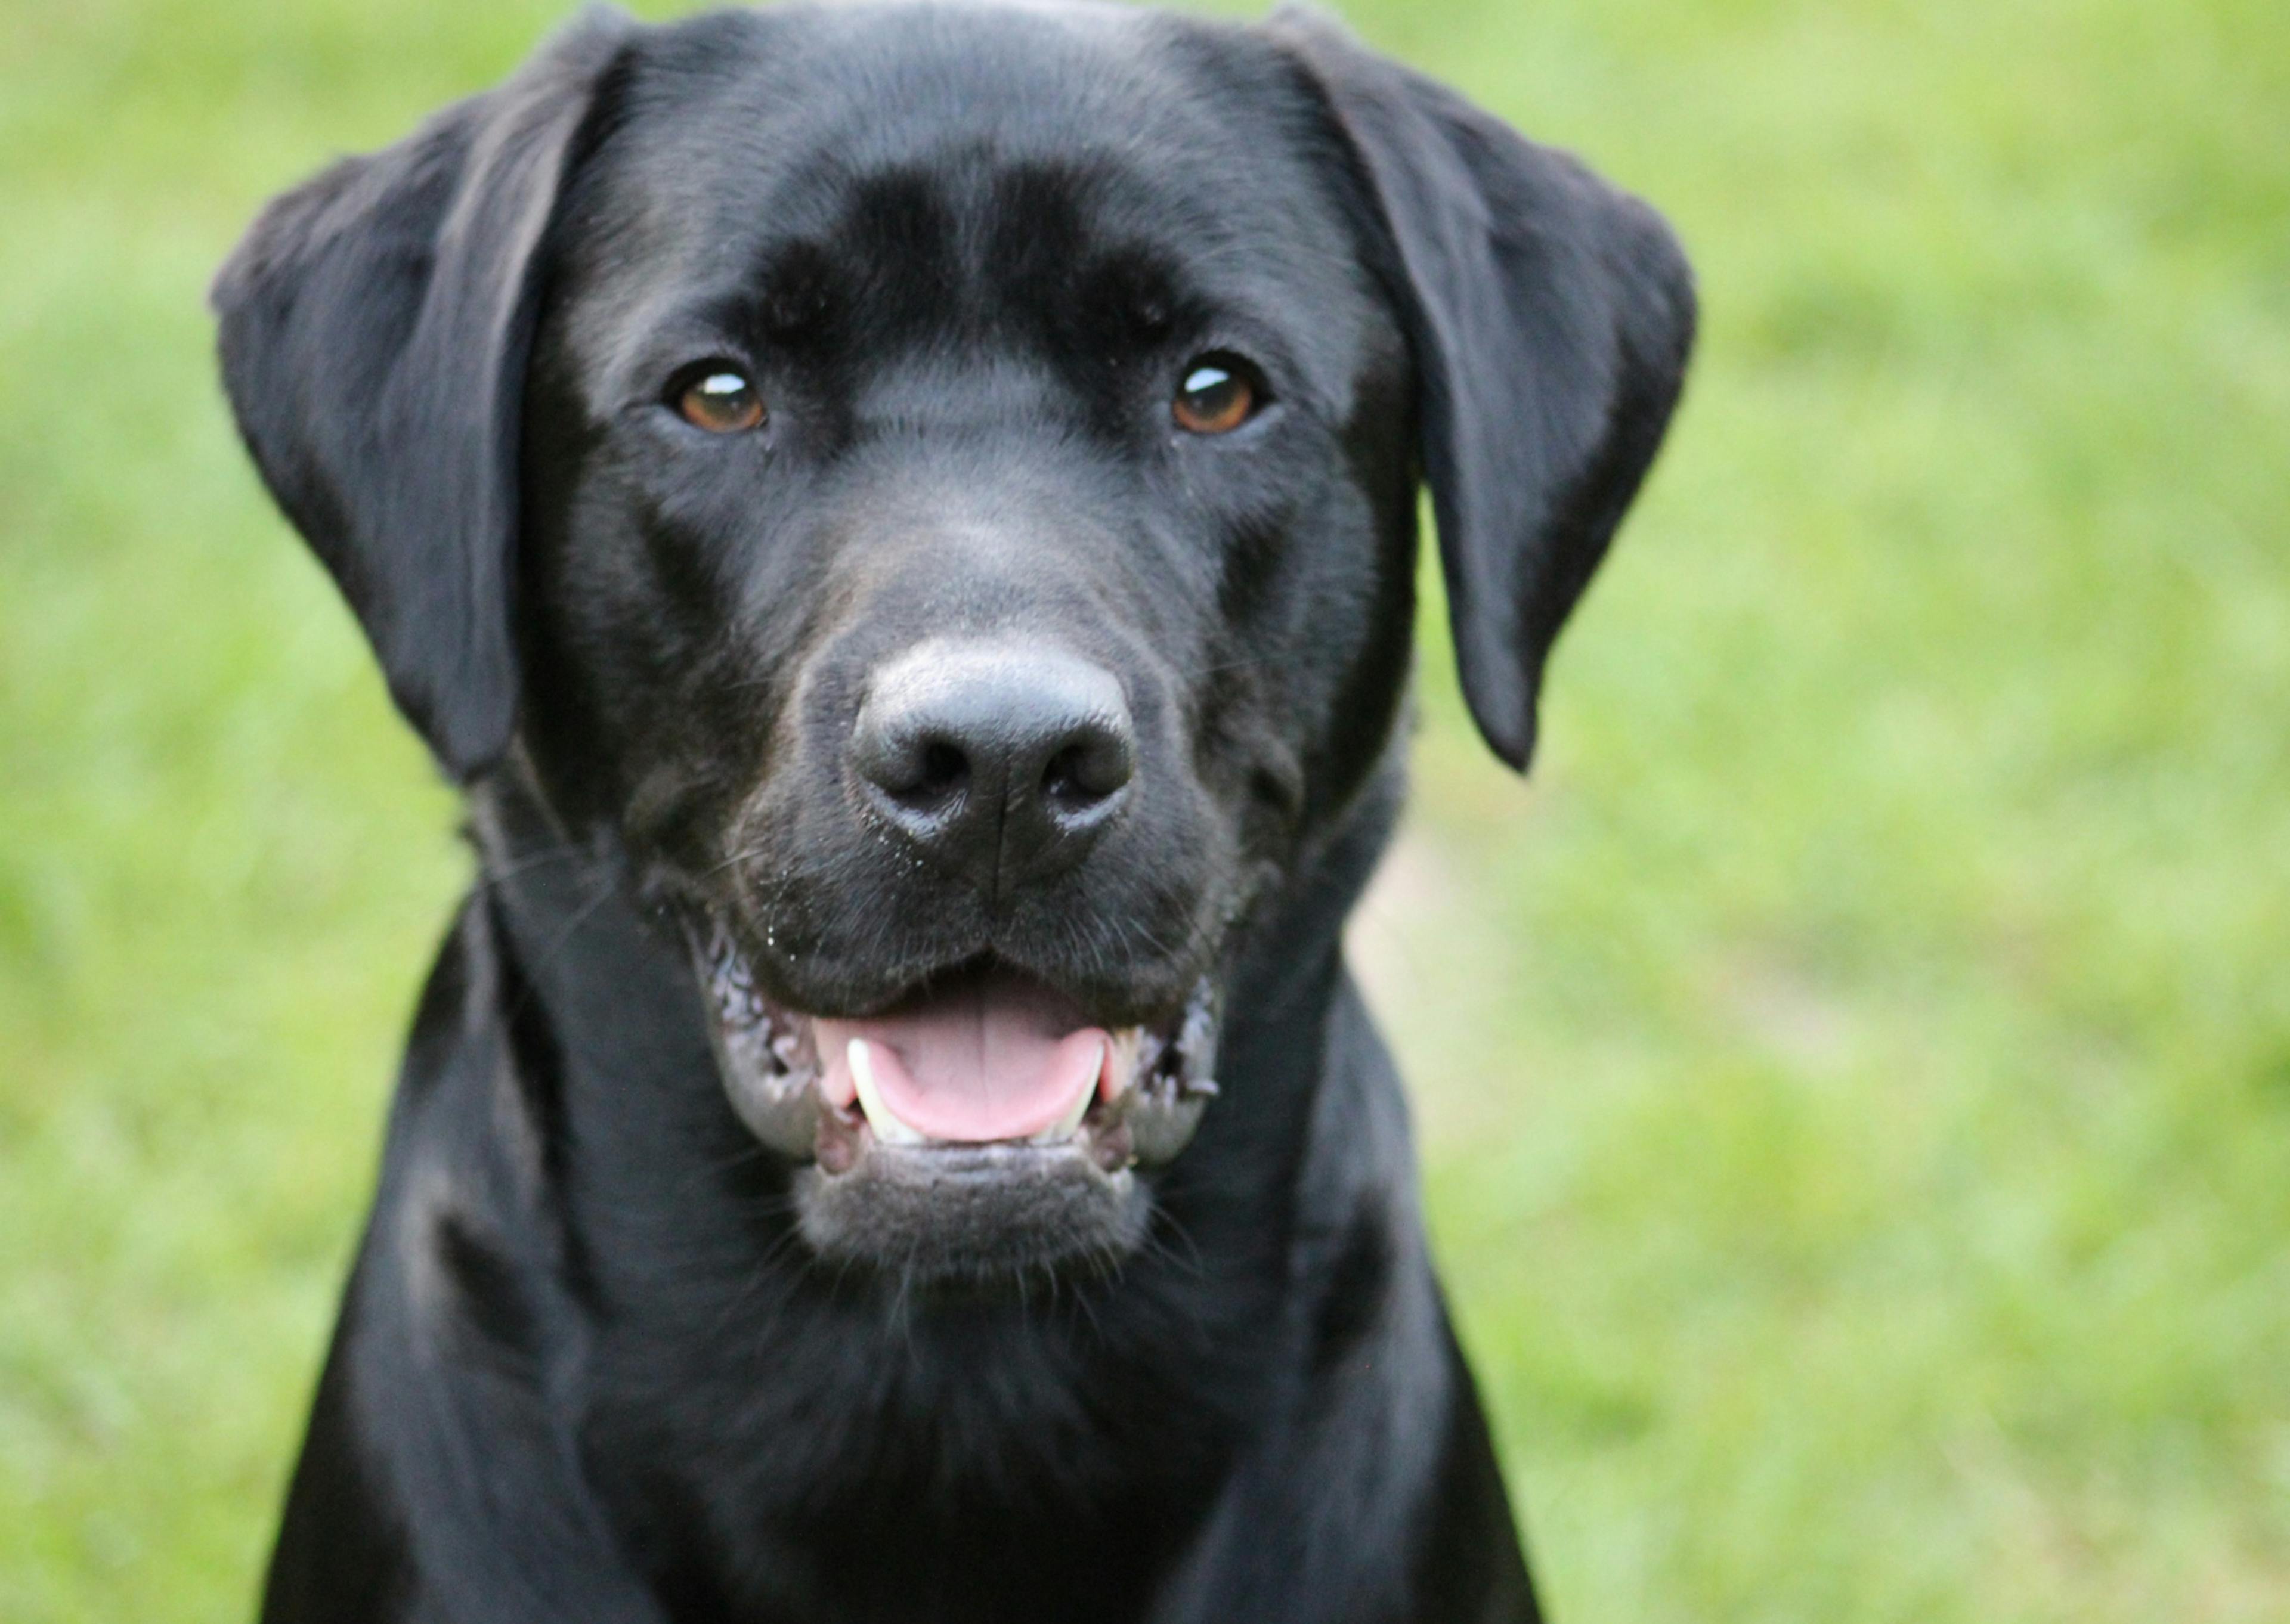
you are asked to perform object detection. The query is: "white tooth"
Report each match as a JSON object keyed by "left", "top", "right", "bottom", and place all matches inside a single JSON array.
[
  {"left": 1104, "top": 1028, "right": 1140, "bottom": 1102},
  {"left": 848, "top": 1039, "right": 925, "bottom": 1146},
  {"left": 1032, "top": 1037, "right": 1104, "bottom": 1144}
]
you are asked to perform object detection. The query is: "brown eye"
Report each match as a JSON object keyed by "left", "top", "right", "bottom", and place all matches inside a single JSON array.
[
  {"left": 1172, "top": 357, "right": 1259, "bottom": 435},
  {"left": 677, "top": 368, "right": 765, "bottom": 433}
]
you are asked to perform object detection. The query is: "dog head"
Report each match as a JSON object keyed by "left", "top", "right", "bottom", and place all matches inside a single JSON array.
[{"left": 213, "top": 1, "right": 1692, "bottom": 1285}]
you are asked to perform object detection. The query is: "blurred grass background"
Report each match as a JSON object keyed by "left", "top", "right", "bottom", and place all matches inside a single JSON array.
[{"left": 2, "top": 0, "right": 2286, "bottom": 1617}]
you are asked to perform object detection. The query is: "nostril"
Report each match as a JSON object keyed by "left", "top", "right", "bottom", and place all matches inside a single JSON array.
[
  {"left": 1040, "top": 729, "right": 1134, "bottom": 817},
  {"left": 853, "top": 718, "right": 970, "bottom": 820},
  {"left": 869, "top": 736, "right": 969, "bottom": 822},
  {"left": 916, "top": 740, "right": 968, "bottom": 801},
  {"left": 1041, "top": 745, "right": 1094, "bottom": 808}
]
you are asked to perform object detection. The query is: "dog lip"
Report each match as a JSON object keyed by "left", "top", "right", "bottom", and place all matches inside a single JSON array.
[{"left": 685, "top": 920, "right": 1218, "bottom": 1169}]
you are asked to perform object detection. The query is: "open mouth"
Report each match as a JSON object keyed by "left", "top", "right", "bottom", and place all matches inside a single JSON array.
[{"left": 690, "top": 922, "right": 1218, "bottom": 1179}]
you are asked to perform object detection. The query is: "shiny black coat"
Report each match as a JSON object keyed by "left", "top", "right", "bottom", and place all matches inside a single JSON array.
[{"left": 212, "top": 5, "right": 1693, "bottom": 1620}]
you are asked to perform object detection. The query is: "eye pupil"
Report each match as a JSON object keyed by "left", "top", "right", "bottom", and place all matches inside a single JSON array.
[
  {"left": 677, "top": 368, "right": 765, "bottom": 433},
  {"left": 1173, "top": 356, "right": 1258, "bottom": 435}
]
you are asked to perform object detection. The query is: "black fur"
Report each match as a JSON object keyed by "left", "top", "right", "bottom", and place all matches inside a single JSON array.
[{"left": 212, "top": 4, "right": 1692, "bottom": 1620}]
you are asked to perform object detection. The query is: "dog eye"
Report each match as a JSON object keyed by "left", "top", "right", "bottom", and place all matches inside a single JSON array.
[
  {"left": 676, "top": 368, "right": 766, "bottom": 434},
  {"left": 1172, "top": 355, "right": 1261, "bottom": 436}
]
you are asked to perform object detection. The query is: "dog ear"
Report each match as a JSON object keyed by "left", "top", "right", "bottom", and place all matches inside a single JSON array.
[
  {"left": 1269, "top": 8, "right": 1695, "bottom": 771},
  {"left": 211, "top": 10, "right": 634, "bottom": 779}
]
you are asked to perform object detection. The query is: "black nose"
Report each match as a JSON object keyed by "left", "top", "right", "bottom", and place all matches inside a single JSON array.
[{"left": 851, "top": 641, "right": 1135, "bottom": 891}]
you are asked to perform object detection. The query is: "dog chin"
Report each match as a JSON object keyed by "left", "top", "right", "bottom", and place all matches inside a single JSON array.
[{"left": 687, "top": 920, "right": 1219, "bottom": 1283}]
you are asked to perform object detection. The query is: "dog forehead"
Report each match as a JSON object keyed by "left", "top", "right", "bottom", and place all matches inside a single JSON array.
[
  {"left": 556, "top": 2, "right": 1361, "bottom": 324},
  {"left": 624, "top": 2, "right": 1308, "bottom": 173}
]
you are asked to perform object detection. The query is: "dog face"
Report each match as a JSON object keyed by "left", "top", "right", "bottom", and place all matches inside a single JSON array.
[{"left": 214, "top": 2, "right": 1692, "bottom": 1284}]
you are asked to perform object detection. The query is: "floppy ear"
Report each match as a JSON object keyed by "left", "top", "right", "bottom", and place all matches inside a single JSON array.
[
  {"left": 1269, "top": 8, "right": 1695, "bottom": 771},
  {"left": 211, "top": 9, "right": 634, "bottom": 779}
]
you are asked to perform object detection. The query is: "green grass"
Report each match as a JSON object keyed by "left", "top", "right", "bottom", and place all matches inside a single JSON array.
[{"left": 2, "top": 0, "right": 2286, "bottom": 1617}]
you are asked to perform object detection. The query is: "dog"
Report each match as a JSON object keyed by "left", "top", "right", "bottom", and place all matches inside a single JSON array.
[{"left": 212, "top": 4, "right": 1692, "bottom": 1618}]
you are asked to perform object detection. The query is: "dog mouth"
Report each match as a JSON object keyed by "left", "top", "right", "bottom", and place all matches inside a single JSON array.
[{"left": 690, "top": 921, "right": 1218, "bottom": 1178}]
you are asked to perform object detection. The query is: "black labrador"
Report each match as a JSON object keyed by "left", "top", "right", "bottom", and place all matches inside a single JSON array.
[{"left": 212, "top": 4, "right": 1691, "bottom": 1619}]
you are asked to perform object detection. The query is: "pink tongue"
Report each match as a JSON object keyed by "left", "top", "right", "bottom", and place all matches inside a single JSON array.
[{"left": 814, "top": 970, "right": 1109, "bottom": 1143}]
